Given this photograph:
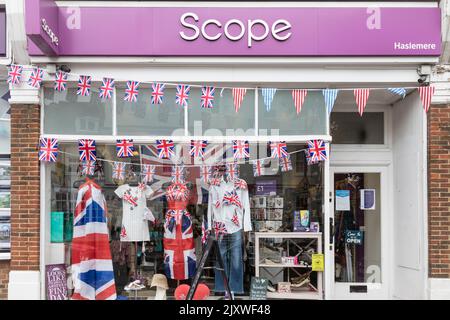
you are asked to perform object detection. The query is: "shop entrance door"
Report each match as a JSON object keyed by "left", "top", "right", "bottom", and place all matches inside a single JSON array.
[{"left": 329, "top": 167, "right": 389, "bottom": 299}]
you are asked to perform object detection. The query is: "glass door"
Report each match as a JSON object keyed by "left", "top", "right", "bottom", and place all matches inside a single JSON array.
[{"left": 329, "top": 168, "right": 388, "bottom": 299}]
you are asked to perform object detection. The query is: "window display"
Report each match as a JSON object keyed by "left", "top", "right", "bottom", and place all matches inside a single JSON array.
[{"left": 46, "top": 142, "right": 324, "bottom": 299}]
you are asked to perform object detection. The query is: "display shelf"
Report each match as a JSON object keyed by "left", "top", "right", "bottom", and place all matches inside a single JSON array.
[{"left": 254, "top": 232, "right": 323, "bottom": 300}]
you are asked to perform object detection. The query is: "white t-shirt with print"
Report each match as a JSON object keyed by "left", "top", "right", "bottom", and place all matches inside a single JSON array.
[{"left": 115, "top": 184, "right": 154, "bottom": 242}]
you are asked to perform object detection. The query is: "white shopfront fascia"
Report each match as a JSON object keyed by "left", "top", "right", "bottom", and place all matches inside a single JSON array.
[{"left": 25, "top": 53, "right": 435, "bottom": 300}]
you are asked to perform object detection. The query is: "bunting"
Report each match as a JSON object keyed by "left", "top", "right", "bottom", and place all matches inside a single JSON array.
[
  {"left": 308, "top": 140, "right": 327, "bottom": 162},
  {"left": 171, "top": 165, "right": 185, "bottom": 184},
  {"left": 78, "top": 139, "right": 96, "bottom": 161},
  {"left": 38, "top": 138, "right": 58, "bottom": 162},
  {"left": 124, "top": 80, "right": 140, "bottom": 102},
  {"left": 175, "top": 84, "right": 191, "bottom": 107},
  {"left": 323, "top": 89, "right": 339, "bottom": 114},
  {"left": 232, "top": 88, "right": 247, "bottom": 112},
  {"left": 141, "top": 164, "right": 155, "bottom": 184},
  {"left": 156, "top": 139, "right": 175, "bottom": 159},
  {"left": 232, "top": 140, "right": 250, "bottom": 159},
  {"left": 81, "top": 161, "right": 96, "bottom": 176},
  {"left": 270, "top": 141, "right": 288, "bottom": 159},
  {"left": 112, "top": 162, "right": 126, "bottom": 180},
  {"left": 201, "top": 86, "right": 215, "bottom": 109},
  {"left": 387, "top": 88, "right": 406, "bottom": 98},
  {"left": 252, "top": 159, "right": 265, "bottom": 177},
  {"left": 292, "top": 89, "right": 308, "bottom": 114},
  {"left": 7, "top": 64, "right": 23, "bottom": 85},
  {"left": 151, "top": 83, "right": 165, "bottom": 104},
  {"left": 77, "top": 75, "right": 92, "bottom": 96},
  {"left": 190, "top": 140, "right": 208, "bottom": 159},
  {"left": 116, "top": 139, "right": 134, "bottom": 158},
  {"left": 261, "top": 88, "right": 277, "bottom": 112},
  {"left": 99, "top": 77, "right": 115, "bottom": 100},
  {"left": 279, "top": 155, "right": 293, "bottom": 172},
  {"left": 418, "top": 85, "right": 435, "bottom": 113},
  {"left": 354, "top": 89, "right": 370, "bottom": 116},
  {"left": 54, "top": 71, "right": 68, "bottom": 92},
  {"left": 200, "top": 165, "right": 212, "bottom": 184},
  {"left": 28, "top": 67, "right": 44, "bottom": 89},
  {"left": 226, "top": 163, "right": 239, "bottom": 181}
]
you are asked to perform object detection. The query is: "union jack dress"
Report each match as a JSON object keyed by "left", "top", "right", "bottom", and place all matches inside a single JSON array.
[
  {"left": 71, "top": 178, "right": 116, "bottom": 300},
  {"left": 163, "top": 182, "right": 196, "bottom": 280}
]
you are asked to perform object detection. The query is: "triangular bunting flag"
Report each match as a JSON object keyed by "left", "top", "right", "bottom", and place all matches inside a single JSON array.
[
  {"left": 262, "top": 88, "right": 277, "bottom": 112},
  {"left": 292, "top": 89, "right": 308, "bottom": 114},
  {"left": 387, "top": 88, "right": 406, "bottom": 99},
  {"left": 232, "top": 88, "right": 247, "bottom": 112},
  {"left": 354, "top": 89, "right": 370, "bottom": 116},
  {"left": 323, "top": 89, "right": 339, "bottom": 114},
  {"left": 418, "top": 85, "right": 435, "bottom": 113}
]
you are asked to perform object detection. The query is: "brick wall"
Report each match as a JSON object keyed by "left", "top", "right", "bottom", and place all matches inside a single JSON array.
[
  {"left": 428, "top": 103, "right": 450, "bottom": 278},
  {"left": 0, "top": 261, "right": 9, "bottom": 299}
]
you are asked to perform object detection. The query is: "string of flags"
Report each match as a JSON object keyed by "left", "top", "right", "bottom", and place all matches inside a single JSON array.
[
  {"left": 38, "top": 137, "right": 328, "bottom": 181},
  {"left": 7, "top": 64, "right": 437, "bottom": 115}
]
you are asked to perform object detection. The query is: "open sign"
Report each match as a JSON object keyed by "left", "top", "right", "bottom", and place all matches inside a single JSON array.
[{"left": 179, "top": 12, "right": 292, "bottom": 48}]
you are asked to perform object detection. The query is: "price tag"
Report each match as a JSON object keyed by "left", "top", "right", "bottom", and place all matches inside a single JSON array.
[{"left": 311, "top": 254, "right": 324, "bottom": 272}]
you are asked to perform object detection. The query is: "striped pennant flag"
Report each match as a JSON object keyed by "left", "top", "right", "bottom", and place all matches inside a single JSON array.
[
  {"left": 292, "top": 89, "right": 308, "bottom": 114},
  {"left": 418, "top": 85, "right": 435, "bottom": 113},
  {"left": 261, "top": 88, "right": 277, "bottom": 111},
  {"left": 354, "top": 89, "right": 370, "bottom": 116},
  {"left": 387, "top": 88, "right": 406, "bottom": 99},
  {"left": 232, "top": 88, "right": 247, "bottom": 112},
  {"left": 323, "top": 89, "right": 339, "bottom": 114}
]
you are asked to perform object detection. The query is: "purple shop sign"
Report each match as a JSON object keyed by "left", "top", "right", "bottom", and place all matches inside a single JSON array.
[
  {"left": 255, "top": 180, "right": 277, "bottom": 196},
  {"left": 45, "top": 264, "right": 68, "bottom": 300},
  {"left": 25, "top": 1, "right": 441, "bottom": 57}
]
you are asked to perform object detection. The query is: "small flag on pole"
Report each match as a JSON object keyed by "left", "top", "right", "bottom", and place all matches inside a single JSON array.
[
  {"left": 232, "top": 88, "right": 247, "bottom": 112},
  {"left": 418, "top": 85, "right": 435, "bottom": 113},
  {"left": 354, "top": 89, "right": 370, "bottom": 116},
  {"left": 99, "top": 77, "right": 115, "bottom": 100},
  {"left": 261, "top": 88, "right": 277, "bottom": 112},
  {"left": 28, "top": 67, "right": 44, "bottom": 88},
  {"left": 323, "top": 89, "right": 339, "bottom": 114},
  {"left": 292, "top": 89, "right": 308, "bottom": 114}
]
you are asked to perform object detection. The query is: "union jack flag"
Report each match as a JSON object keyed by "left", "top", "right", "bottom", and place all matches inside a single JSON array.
[
  {"left": 81, "top": 161, "right": 96, "bottom": 176},
  {"left": 141, "top": 164, "right": 156, "bottom": 184},
  {"left": 190, "top": 140, "right": 208, "bottom": 159},
  {"left": 72, "top": 179, "right": 116, "bottom": 300},
  {"left": 252, "top": 159, "right": 264, "bottom": 177},
  {"left": 226, "top": 163, "right": 239, "bottom": 181},
  {"left": 305, "top": 151, "right": 318, "bottom": 166},
  {"left": 38, "top": 137, "right": 58, "bottom": 162},
  {"left": 213, "top": 221, "right": 228, "bottom": 236},
  {"left": 124, "top": 80, "right": 140, "bottom": 102},
  {"left": 28, "top": 67, "right": 44, "bottom": 88},
  {"left": 307, "top": 140, "right": 327, "bottom": 162},
  {"left": 270, "top": 141, "right": 288, "bottom": 159},
  {"left": 200, "top": 165, "right": 212, "bottom": 184},
  {"left": 123, "top": 191, "right": 138, "bottom": 207},
  {"left": 99, "top": 77, "right": 115, "bottom": 100},
  {"left": 156, "top": 139, "right": 175, "bottom": 159},
  {"left": 201, "top": 86, "right": 215, "bottom": 109},
  {"left": 54, "top": 71, "right": 68, "bottom": 91},
  {"left": 77, "top": 75, "right": 92, "bottom": 96},
  {"left": 231, "top": 211, "right": 240, "bottom": 227},
  {"left": 171, "top": 165, "right": 185, "bottom": 184},
  {"left": 78, "top": 139, "right": 96, "bottom": 161},
  {"left": 223, "top": 189, "right": 242, "bottom": 208},
  {"left": 279, "top": 155, "right": 293, "bottom": 172},
  {"left": 234, "top": 178, "right": 247, "bottom": 190},
  {"left": 175, "top": 84, "right": 191, "bottom": 107},
  {"left": 112, "top": 162, "right": 126, "bottom": 180},
  {"left": 201, "top": 219, "right": 210, "bottom": 245},
  {"left": 7, "top": 64, "right": 23, "bottom": 85},
  {"left": 232, "top": 140, "right": 249, "bottom": 159},
  {"left": 116, "top": 139, "right": 134, "bottom": 158},
  {"left": 151, "top": 83, "right": 165, "bottom": 104}
]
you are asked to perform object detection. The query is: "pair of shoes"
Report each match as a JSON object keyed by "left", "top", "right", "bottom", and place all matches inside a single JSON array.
[
  {"left": 264, "top": 258, "right": 279, "bottom": 265},
  {"left": 290, "top": 273, "right": 310, "bottom": 288},
  {"left": 124, "top": 280, "right": 145, "bottom": 291}
]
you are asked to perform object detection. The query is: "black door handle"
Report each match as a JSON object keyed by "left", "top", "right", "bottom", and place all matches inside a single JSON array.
[{"left": 329, "top": 217, "right": 334, "bottom": 245}]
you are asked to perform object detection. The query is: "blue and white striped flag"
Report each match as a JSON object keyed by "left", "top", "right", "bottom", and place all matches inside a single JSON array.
[
  {"left": 322, "top": 89, "right": 339, "bottom": 114},
  {"left": 261, "top": 88, "right": 277, "bottom": 111},
  {"left": 387, "top": 88, "right": 406, "bottom": 98}
]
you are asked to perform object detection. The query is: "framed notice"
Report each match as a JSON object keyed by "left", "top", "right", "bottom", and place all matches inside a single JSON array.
[
  {"left": 45, "top": 264, "right": 68, "bottom": 300},
  {"left": 360, "top": 189, "right": 376, "bottom": 210},
  {"left": 250, "top": 277, "right": 268, "bottom": 300}
]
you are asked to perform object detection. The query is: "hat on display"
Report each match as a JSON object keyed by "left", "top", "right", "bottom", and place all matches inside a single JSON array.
[{"left": 151, "top": 274, "right": 169, "bottom": 290}]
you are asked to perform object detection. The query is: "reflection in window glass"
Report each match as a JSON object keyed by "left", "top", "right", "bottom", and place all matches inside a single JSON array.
[
  {"left": 48, "top": 142, "right": 323, "bottom": 299},
  {"left": 188, "top": 89, "right": 255, "bottom": 136},
  {"left": 330, "top": 112, "right": 384, "bottom": 144},
  {"left": 117, "top": 86, "right": 185, "bottom": 136},
  {"left": 258, "top": 90, "right": 327, "bottom": 136},
  {"left": 44, "top": 87, "right": 113, "bottom": 135}
]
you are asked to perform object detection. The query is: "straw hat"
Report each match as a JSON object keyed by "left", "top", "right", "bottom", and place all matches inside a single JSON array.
[{"left": 150, "top": 274, "right": 169, "bottom": 290}]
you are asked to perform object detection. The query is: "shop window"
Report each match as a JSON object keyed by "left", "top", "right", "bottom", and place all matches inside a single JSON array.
[
  {"left": 43, "top": 87, "right": 113, "bottom": 135},
  {"left": 258, "top": 90, "right": 327, "bottom": 136},
  {"left": 188, "top": 89, "right": 255, "bottom": 136},
  {"left": 330, "top": 112, "right": 384, "bottom": 145},
  {"left": 117, "top": 86, "right": 185, "bottom": 136},
  {"left": 47, "top": 142, "right": 324, "bottom": 300}
]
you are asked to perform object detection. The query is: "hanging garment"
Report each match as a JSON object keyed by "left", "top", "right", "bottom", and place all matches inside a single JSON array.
[
  {"left": 163, "top": 182, "right": 196, "bottom": 280},
  {"left": 114, "top": 184, "right": 154, "bottom": 242},
  {"left": 71, "top": 178, "right": 116, "bottom": 300}
]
